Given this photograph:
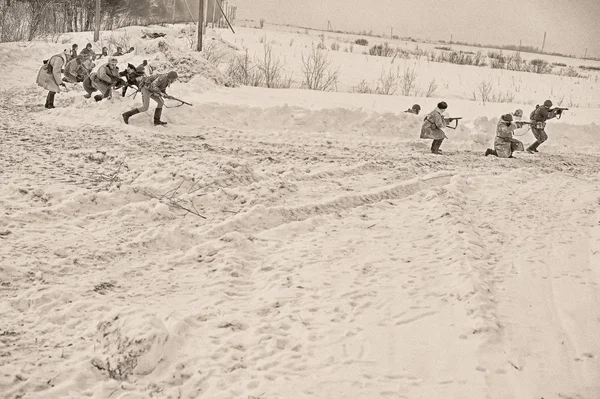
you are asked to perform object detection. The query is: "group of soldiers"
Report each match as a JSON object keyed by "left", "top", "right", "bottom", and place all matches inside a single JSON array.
[
  {"left": 36, "top": 45, "right": 565, "bottom": 141},
  {"left": 36, "top": 45, "right": 179, "bottom": 126},
  {"left": 406, "top": 100, "right": 564, "bottom": 157}
]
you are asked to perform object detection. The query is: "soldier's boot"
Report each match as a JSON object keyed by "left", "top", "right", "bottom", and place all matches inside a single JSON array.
[
  {"left": 432, "top": 139, "right": 443, "bottom": 154},
  {"left": 153, "top": 108, "right": 167, "bottom": 126},
  {"left": 526, "top": 142, "right": 540, "bottom": 154},
  {"left": 485, "top": 148, "right": 497, "bottom": 157},
  {"left": 45, "top": 91, "right": 55, "bottom": 109},
  {"left": 122, "top": 109, "right": 140, "bottom": 124},
  {"left": 122, "top": 87, "right": 127, "bottom": 97},
  {"left": 94, "top": 94, "right": 103, "bottom": 102}
]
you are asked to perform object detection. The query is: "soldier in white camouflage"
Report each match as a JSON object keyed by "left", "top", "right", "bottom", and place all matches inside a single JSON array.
[
  {"left": 121, "top": 71, "right": 178, "bottom": 126},
  {"left": 484, "top": 114, "right": 525, "bottom": 158},
  {"left": 420, "top": 101, "right": 448, "bottom": 154}
]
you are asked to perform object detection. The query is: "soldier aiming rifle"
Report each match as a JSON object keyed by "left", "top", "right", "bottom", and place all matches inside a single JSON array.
[
  {"left": 421, "top": 101, "right": 457, "bottom": 154},
  {"left": 526, "top": 100, "right": 568, "bottom": 153}
]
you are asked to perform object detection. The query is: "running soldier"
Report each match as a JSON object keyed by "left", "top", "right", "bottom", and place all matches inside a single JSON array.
[
  {"left": 119, "top": 63, "right": 146, "bottom": 97},
  {"left": 121, "top": 71, "right": 179, "bottom": 126},
  {"left": 82, "top": 57, "right": 122, "bottom": 101}
]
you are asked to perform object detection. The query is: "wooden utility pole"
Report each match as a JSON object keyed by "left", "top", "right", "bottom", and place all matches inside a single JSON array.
[
  {"left": 196, "top": 0, "right": 204, "bottom": 51},
  {"left": 519, "top": 39, "right": 522, "bottom": 52},
  {"left": 450, "top": 33, "right": 453, "bottom": 43},
  {"left": 541, "top": 31, "right": 546, "bottom": 53},
  {"left": 212, "top": 0, "right": 216, "bottom": 28},
  {"left": 390, "top": 27, "right": 393, "bottom": 38},
  {"left": 94, "top": 0, "right": 100, "bottom": 41},
  {"left": 203, "top": 0, "right": 208, "bottom": 32},
  {"left": 172, "top": 0, "right": 176, "bottom": 25},
  {"left": 583, "top": 48, "right": 587, "bottom": 60}
]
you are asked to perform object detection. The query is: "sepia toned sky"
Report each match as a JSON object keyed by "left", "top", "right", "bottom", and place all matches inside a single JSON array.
[{"left": 227, "top": 0, "right": 600, "bottom": 58}]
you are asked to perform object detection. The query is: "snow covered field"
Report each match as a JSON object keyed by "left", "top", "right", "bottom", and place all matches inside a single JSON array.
[{"left": 1, "top": 22, "right": 600, "bottom": 399}]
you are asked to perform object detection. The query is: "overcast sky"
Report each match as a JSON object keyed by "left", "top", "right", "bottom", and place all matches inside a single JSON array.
[{"left": 227, "top": 0, "right": 600, "bottom": 58}]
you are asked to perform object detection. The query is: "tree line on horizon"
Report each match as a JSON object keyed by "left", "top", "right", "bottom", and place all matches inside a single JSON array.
[{"left": 0, "top": 0, "right": 218, "bottom": 43}]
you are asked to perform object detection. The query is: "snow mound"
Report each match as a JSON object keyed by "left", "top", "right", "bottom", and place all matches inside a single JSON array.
[
  {"left": 141, "top": 39, "right": 233, "bottom": 86},
  {"left": 92, "top": 311, "right": 183, "bottom": 380}
]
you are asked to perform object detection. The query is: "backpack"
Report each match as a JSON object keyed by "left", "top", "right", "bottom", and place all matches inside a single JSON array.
[
  {"left": 530, "top": 105, "right": 539, "bottom": 120},
  {"left": 139, "top": 74, "right": 159, "bottom": 88},
  {"left": 44, "top": 54, "right": 65, "bottom": 75}
]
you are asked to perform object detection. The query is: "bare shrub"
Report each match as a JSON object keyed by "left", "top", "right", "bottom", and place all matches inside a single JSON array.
[
  {"left": 259, "top": 18, "right": 265, "bottom": 29},
  {"left": 106, "top": 31, "right": 132, "bottom": 52},
  {"left": 425, "top": 78, "right": 438, "bottom": 97},
  {"left": 396, "top": 48, "right": 410, "bottom": 59},
  {"left": 300, "top": 45, "right": 340, "bottom": 91},
  {"left": 182, "top": 24, "right": 197, "bottom": 50},
  {"left": 257, "top": 42, "right": 284, "bottom": 88},
  {"left": 475, "top": 79, "right": 493, "bottom": 104},
  {"left": 557, "top": 66, "right": 582, "bottom": 78},
  {"left": 352, "top": 79, "right": 373, "bottom": 94},
  {"left": 529, "top": 59, "right": 552, "bottom": 74},
  {"left": 276, "top": 73, "right": 296, "bottom": 89},
  {"left": 355, "top": 38, "right": 368, "bottom": 46},
  {"left": 490, "top": 90, "right": 515, "bottom": 103},
  {"left": 399, "top": 65, "right": 418, "bottom": 96},
  {"left": 435, "top": 46, "right": 452, "bottom": 51},
  {"left": 506, "top": 53, "right": 526, "bottom": 71},
  {"left": 436, "top": 51, "right": 480, "bottom": 66},
  {"left": 331, "top": 42, "right": 340, "bottom": 51},
  {"left": 369, "top": 43, "right": 394, "bottom": 57},
  {"left": 227, "top": 49, "right": 263, "bottom": 86},
  {"left": 201, "top": 40, "right": 227, "bottom": 66},
  {"left": 490, "top": 58, "right": 505, "bottom": 69},
  {"left": 375, "top": 67, "right": 399, "bottom": 95}
]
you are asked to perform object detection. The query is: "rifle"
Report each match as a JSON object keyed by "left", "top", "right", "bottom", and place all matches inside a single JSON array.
[
  {"left": 550, "top": 107, "right": 568, "bottom": 119},
  {"left": 163, "top": 94, "right": 192, "bottom": 107},
  {"left": 515, "top": 121, "right": 532, "bottom": 127},
  {"left": 444, "top": 117, "right": 463, "bottom": 130}
]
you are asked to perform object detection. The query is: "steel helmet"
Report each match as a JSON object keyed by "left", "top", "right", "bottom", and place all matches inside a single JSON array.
[
  {"left": 167, "top": 71, "right": 178, "bottom": 80},
  {"left": 543, "top": 99, "right": 553, "bottom": 107},
  {"left": 501, "top": 113, "right": 513, "bottom": 122}
]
